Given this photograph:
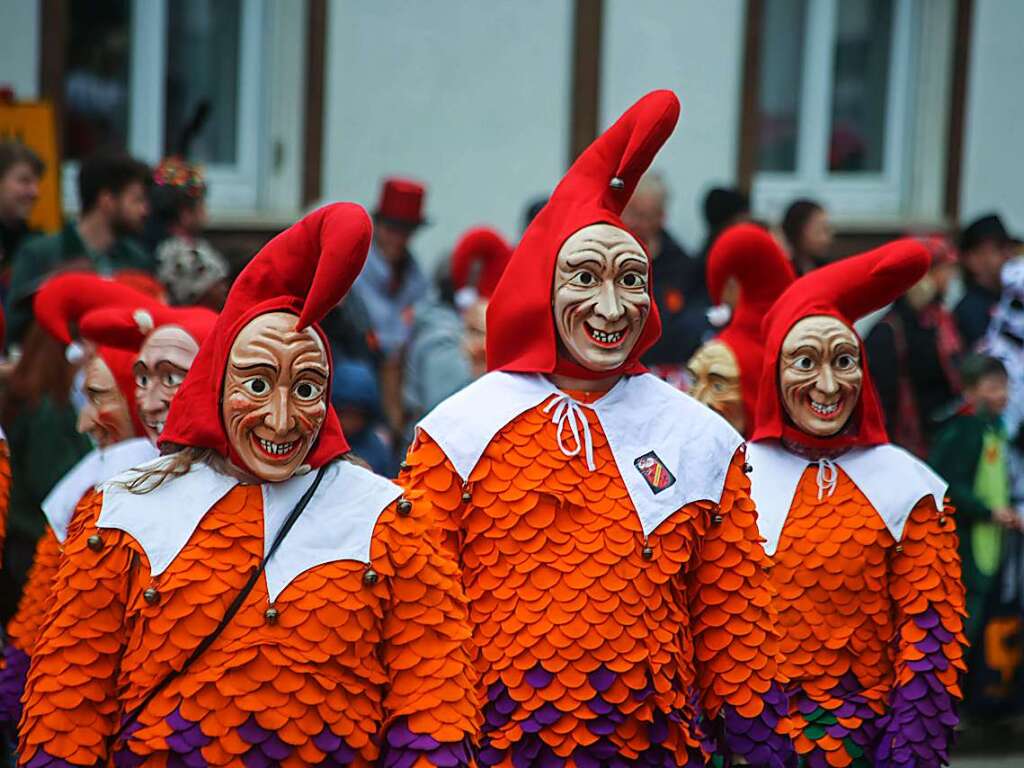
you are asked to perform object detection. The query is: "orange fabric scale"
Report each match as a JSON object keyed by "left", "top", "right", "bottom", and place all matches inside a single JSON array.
[
  {"left": 403, "top": 397, "right": 785, "bottom": 767},
  {"left": 18, "top": 483, "right": 479, "bottom": 767},
  {"left": 770, "top": 467, "right": 967, "bottom": 766}
]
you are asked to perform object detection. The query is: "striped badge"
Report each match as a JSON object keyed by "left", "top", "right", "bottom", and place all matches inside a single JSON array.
[{"left": 634, "top": 451, "right": 675, "bottom": 494}]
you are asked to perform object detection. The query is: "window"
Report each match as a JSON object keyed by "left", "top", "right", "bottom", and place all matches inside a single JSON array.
[
  {"left": 61, "top": 0, "right": 265, "bottom": 211},
  {"left": 752, "top": 0, "right": 914, "bottom": 219}
]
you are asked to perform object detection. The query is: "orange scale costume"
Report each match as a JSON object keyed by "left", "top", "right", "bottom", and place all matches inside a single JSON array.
[
  {"left": 746, "top": 241, "right": 968, "bottom": 767},
  {"left": 402, "top": 91, "right": 792, "bottom": 768},
  {"left": 18, "top": 204, "right": 477, "bottom": 768},
  {"left": 0, "top": 276, "right": 169, "bottom": 734}
]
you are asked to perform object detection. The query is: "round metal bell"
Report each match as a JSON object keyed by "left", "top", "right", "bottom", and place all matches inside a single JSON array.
[
  {"left": 641, "top": 546, "right": 654, "bottom": 561},
  {"left": 363, "top": 568, "right": 379, "bottom": 586},
  {"left": 87, "top": 534, "right": 104, "bottom": 552},
  {"left": 264, "top": 607, "right": 279, "bottom": 625},
  {"left": 143, "top": 587, "right": 160, "bottom": 605},
  {"left": 397, "top": 499, "right": 412, "bottom": 516}
]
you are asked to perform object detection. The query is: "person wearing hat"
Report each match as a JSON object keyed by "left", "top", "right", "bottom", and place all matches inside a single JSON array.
[
  {"left": 745, "top": 240, "right": 966, "bottom": 766},
  {"left": 148, "top": 157, "right": 231, "bottom": 311},
  {"left": 351, "top": 177, "right": 430, "bottom": 434},
  {"left": 955, "top": 213, "right": 1020, "bottom": 350},
  {"left": 687, "top": 222, "right": 796, "bottom": 436},
  {"left": 399, "top": 91, "right": 791, "bottom": 766},
  {"left": 18, "top": 203, "right": 476, "bottom": 767},
  {"left": 1, "top": 274, "right": 162, "bottom": 735}
]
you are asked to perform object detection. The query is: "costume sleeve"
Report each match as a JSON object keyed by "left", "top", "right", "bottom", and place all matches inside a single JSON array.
[
  {"left": 397, "top": 431, "right": 466, "bottom": 558},
  {"left": 929, "top": 423, "right": 990, "bottom": 523},
  {"left": 0, "top": 526, "right": 62, "bottom": 731},
  {"left": 688, "top": 448, "right": 794, "bottom": 767},
  {"left": 875, "top": 497, "right": 967, "bottom": 766},
  {"left": 18, "top": 491, "right": 134, "bottom": 767},
  {"left": 374, "top": 488, "right": 479, "bottom": 767}
]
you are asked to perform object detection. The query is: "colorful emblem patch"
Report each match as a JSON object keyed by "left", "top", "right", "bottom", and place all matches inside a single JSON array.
[{"left": 634, "top": 451, "right": 676, "bottom": 494}]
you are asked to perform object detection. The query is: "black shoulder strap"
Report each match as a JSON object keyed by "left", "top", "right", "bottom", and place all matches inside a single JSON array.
[{"left": 114, "top": 464, "right": 328, "bottom": 738}]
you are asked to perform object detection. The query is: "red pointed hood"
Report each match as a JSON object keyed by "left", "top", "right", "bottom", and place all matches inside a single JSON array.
[
  {"left": 33, "top": 273, "right": 162, "bottom": 438},
  {"left": 450, "top": 227, "right": 513, "bottom": 299},
  {"left": 79, "top": 304, "right": 218, "bottom": 350},
  {"left": 486, "top": 90, "right": 680, "bottom": 378},
  {"left": 160, "top": 203, "right": 372, "bottom": 471},
  {"left": 752, "top": 239, "right": 930, "bottom": 449},
  {"left": 706, "top": 223, "right": 795, "bottom": 434}
]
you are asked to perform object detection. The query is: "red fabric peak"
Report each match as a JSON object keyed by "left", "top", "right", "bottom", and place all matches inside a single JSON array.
[
  {"left": 33, "top": 272, "right": 163, "bottom": 345},
  {"left": 752, "top": 238, "right": 930, "bottom": 450},
  {"left": 79, "top": 304, "right": 218, "bottom": 351},
  {"left": 160, "top": 203, "right": 373, "bottom": 471},
  {"left": 706, "top": 223, "right": 795, "bottom": 435},
  {"left": 486, "top": 90, "right": 680, "bottom": 378},
  {"left": 450, "top": 227, "right": 513, "bottom": 299}
]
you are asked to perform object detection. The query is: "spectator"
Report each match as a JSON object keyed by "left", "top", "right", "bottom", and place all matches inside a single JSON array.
[
  {"left": 6, "top": 151, "right": 152, "bottom": 345},
  {"left": 0, "top": 322, "right": 91, "bottom": 622},
  {"left": 865, "top": 236, "right": 963, "bottom": 455},
  {"left": 929, "top": 354, "right": 1019, "bottom": 714},
  {"left": 351, "top": 177, "right": 429, "bottom": 433},
  {"left": 955, "top": 213, "right": 1019, "bottom": 350},
  {"left": 782, "top": 198, "right": 834, "bottom": 275},
  {"left": 149, "top": 157, "right": 229, "bottom": 310},
  {"left": 0, "top": 142, "right": 44, "bottom": 296},
  {"left": 621, "top": 172, "right": 698, "bottom": 371},
  {"left": 701, "top": 186, "right": 750, "bottom": 255},
  {"left": 330, "top": 358, "right": 396, "bottom": 476}
]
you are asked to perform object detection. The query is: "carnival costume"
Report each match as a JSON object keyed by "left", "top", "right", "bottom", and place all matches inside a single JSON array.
[
  {"left": 19, "top": 204, "right": 477, "bottom": 767},
  {"left": 0, "top": 275, "right": 164, "bottom": 733},
  {"left": 400, "top": 91, "right": 791, "bottom": 767},
  {"left": 687, "top": 223, "right": 795, "bottom": 436},
  {"left": 746, "top": 242, "right": 967, "bottom": 766}
]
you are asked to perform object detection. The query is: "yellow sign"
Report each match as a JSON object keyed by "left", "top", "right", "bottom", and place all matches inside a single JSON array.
[{"left": 0, "top": 101, "right": 62, "bottom": 233}]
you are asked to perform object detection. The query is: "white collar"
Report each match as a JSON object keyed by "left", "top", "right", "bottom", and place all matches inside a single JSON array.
[
  {"left": 746, "top": 441, "right": 948, "bottom": 556},
  {"left": 42, "top": 438, "right": 159, "bottom": 543},
  {"left": 417, "top": 371, "right": 743, "bottom": 536},
  {"left": 98, "top": 457, "right": 402, "bottom": 603}
]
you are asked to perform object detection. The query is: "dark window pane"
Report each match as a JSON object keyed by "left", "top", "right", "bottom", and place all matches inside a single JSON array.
[
  {"left": 829, "top": 0, "right": 893, "bottom": 172},
  {"left": 757, "top": 0, "right": 807, "bottom": 172},
  {"left": 164, "top": 0, "right": 241, "bottom": 164},
  {"left": 64, "top": 0, "right": 132, "bottom": 160}
]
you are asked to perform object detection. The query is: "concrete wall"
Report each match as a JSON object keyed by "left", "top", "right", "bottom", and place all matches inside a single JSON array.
[
  {"left": 321, "top": 0, "right": 574, "bottom": 270},
  {"left": 600, "top": 0, "right": 746, "bottom": 253},
  {"left": 960, "top": 0, "right": 1024, "bottom": 231},
  {"left": 0, "top": 0, "right": 40, "bottom": 99}
]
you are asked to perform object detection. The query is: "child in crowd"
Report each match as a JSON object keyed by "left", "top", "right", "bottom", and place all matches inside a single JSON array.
[{"left": 930, "top": 353, "right": 1021, "bottom": 713}]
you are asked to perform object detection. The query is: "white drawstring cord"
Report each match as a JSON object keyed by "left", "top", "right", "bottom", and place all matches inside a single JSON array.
[
  {"left": 542, "top": 393, "right": 596, "bottom": 471},
  {"left": 816, "top": 457, "right": 839, "bottom": 500}
]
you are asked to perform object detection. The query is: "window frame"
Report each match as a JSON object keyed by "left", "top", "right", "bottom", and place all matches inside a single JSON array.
[
  {"left": 61, "top": 0, "right": 266, "bottom": 213},
  {"left": 751, "top": 0, "right": 916, "bottom": 220}
]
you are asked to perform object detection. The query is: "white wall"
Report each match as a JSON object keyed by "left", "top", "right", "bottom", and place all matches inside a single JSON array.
[
  {"left": 600, "top": 0, "right": 746, "bottom": 253},
  {"left": 0, "top": 0, "right": 40, "bottom": 99},
  {"left": 961, "top": 0, "right": 1024, "bottom": 230},
  {"left": 322, "top": 0, "right": 574, "bottom": 271}
]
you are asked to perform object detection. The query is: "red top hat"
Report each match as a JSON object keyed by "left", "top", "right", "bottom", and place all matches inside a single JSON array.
[
  {"left": 450, "top": 227, "right": 513, "bottom": 299},
  {"left": 706, "top": 223, "right": 796, "bottom": 435},
  {"left": 486, "top": 89, "right": 680, "bottom": 380},
  {"left": 752, "top": 239, "right": 930, "bottom": 450},
  {"left": 374, "top": 177, "right": 427, "bottom": 228},
  {"left": 160, "top": 203, "right": 372, "bottom": 472}
]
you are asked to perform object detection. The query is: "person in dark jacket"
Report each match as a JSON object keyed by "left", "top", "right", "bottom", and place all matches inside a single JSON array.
[
  {"left": 0, "top": 142, "right": 44, "bottom": 299},
  {"left": 6, "top": 151, "right": 152, "bottom": 345},
  {"left": 955, "top": 213, "right": 1018, "bottom": 350},
  {"left": 781, "top": 198, "right": 834, "bottom": 275},
  {"left": 865, "top": 236, "right": 963, "bottom": 454}
]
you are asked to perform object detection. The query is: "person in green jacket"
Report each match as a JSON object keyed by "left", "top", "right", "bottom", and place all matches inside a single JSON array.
[{"left": 5, "top": 151, "right": 153, "bottom": 347}]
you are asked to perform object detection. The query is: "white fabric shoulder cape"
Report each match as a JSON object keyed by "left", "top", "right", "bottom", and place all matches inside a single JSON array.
[
  {"left": 418, "top": 371, "right": 744, "bottom": 537},
  {"left": 42, "top": 437, "right": 159, "bottom": 543},
  {"left": 746, "top": 440, "right": 948, "bottom": 556},
  {"left": 98, "top": 456, "right": 403, "bottom": 603}
]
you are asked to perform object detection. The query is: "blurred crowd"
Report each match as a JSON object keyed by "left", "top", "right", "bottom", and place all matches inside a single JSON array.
[{"left": 3, "top": 139, "right": 1024, "bottom": 718}]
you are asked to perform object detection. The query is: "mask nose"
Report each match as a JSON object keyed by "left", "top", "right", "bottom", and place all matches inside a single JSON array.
[
  {"left": 816, "top": 366, "right": 839, "bottom": 396},
  {"left": 264, "top": 386, "right": 293, "bottom": 435},
  {"left": 593, "top": 280, "right": 624, "bottom": 322}
]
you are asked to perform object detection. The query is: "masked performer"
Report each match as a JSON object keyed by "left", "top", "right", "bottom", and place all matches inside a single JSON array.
[
  {"left": 745, "top": 241, "right": 967, "bottom": 766},
  {"left": 400, "top": 90, "right": 789, "bottom": 767},
  {"left": 687, "top": 223, "right": 795, "bottom": 436},
  {"left": 0, "top": 275, "right": 162, "bottom": 733},
  {"left": 19, "top": 203, "right": 476, "bottom": 767}
]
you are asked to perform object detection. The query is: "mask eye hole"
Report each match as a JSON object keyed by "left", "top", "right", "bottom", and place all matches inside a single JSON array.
[
  {"left": 793, "top": 356, "right": 814, "bottom": 372},
  {"left": 571, "top": 271, "right": 596, "bottom": 288},
  {"left": 243, "top": 377, "right": 270, "bottom": 397},
  {"left": 293, "top": 380, "right": 324, "bottom": 402}
]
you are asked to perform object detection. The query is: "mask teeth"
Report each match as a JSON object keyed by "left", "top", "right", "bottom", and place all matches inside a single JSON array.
[{"left": 259, "top": 437, "right": 296, "bottom": 456}]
